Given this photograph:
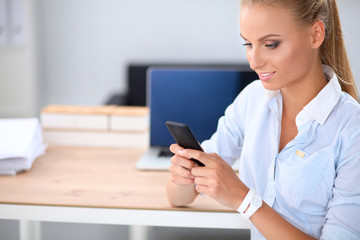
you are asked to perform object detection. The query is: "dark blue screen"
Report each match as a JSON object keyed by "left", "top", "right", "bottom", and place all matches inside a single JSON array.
[{"left": 149, "top": 68, "right": 255, "bottom": 146}]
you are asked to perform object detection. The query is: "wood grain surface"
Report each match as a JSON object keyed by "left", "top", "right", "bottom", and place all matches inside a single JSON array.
[{"left": 0, "top": 146, "right": 234, "bottom": 212}]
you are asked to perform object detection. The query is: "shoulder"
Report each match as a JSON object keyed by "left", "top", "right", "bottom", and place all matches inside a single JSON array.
[
  {"left": 333, "top": 93, "right": 360, "bottom": 160},
  {"left": 336, "top": 92, "right": 360, "bottom": 130},
  {"left": 241, "top": 80, "right": 264, "bottom": 96},
  {"left": 223, "top": 80, "right": 272, "bottom": 130},
  {"left": 233, "top": 80, "right": 268, "bottom": 106}
]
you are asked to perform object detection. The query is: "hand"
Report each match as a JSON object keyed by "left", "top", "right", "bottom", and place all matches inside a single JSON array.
[
  {"left": 177, "top": 149, "right": 249, "bottom": 210},
  {"left": 168, "top": 144, "right": 199, "bottom": 186}
]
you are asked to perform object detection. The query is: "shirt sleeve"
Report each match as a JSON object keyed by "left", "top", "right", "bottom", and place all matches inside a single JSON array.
[
  {"left": 201, "top": 81, "right": 256, "bottom": 166},
  {"left": 320, "top": 126, "right": 360, "bottom": 239}
]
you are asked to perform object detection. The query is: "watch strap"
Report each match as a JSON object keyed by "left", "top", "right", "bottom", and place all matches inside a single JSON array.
[
  {"left": 237, "top": 188, "right": 255, "bottom": 214},
  {"left": 243, "top": 192, "right": 263, "bottom": 219}
]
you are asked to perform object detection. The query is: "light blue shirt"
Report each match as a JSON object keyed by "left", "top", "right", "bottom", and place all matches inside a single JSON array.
[{"left": 202, "top": 66, "right": 360, "bottom": 239}]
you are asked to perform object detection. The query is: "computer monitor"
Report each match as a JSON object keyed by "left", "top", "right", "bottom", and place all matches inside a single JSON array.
[
  {"left": 127, "top": 63, "right": 254, "bottom": 106},
  {"left": 148, "top": 67, "right": 257, "bottom": 147}
]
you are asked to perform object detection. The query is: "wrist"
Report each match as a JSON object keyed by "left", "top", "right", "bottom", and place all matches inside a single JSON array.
[
  {"left": 237, "top": 188, "right": 263, "bottom": 220},
  {"left": 237, "top": 189, "right": 255, "bottom": 213},
  {"left": 166, "top": 179, "right": 198, "bottom": 207},
  {"left": 170, "top": 179, "right": 195, "bottom": 189}
]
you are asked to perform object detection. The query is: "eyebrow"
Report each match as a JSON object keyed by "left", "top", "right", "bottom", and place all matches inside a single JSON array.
[{"left": 240, "top": 33, "right": 282, "bottom": 42}]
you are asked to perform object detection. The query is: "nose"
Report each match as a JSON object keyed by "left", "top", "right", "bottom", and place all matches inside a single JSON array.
[{"left": 248, "top": 48, "right": 266, "bottom": 71}]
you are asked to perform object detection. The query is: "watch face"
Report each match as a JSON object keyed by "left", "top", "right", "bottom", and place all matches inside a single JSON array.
[{"left": 253, "top": 195, "right": 263, "bottom": 208}]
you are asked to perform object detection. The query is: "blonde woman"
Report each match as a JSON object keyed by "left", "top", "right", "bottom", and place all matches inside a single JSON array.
[{"left": 166, "top": 0, "right": 360, "bottom": 239}]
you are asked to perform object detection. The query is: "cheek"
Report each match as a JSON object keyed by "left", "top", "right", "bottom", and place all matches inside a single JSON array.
[
  {"left": 246, "top": 50, "right": 251, "bottom": 65},
  {"left": 275, "top": 43, "right": 313, "bottom": 77}
]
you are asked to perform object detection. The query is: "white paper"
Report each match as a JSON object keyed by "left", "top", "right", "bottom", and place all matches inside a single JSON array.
[
  {"left": 0, "top": 143, "right": 46, "bottom": 171},
  {"left": 0, "top": 118, "right": 41, "bottom": 159},
  {"left": 0, "top": 118, "right": 47, "bottom": 175},
  {"left": 0, "top": 169, "right": 17, "bottom": 175}
]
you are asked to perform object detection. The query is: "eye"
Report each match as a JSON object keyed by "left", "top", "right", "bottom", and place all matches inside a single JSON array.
[
  {"left": 242, "top": 42, "right": 253, "bottom": 48},
  {"left": 265, "top": 42, "right": 279, "bottom": 49}
]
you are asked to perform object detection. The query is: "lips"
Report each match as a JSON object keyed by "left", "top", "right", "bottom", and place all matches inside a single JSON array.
[{"left": 258, "top": 72, "right": 275, "bottom": 82}]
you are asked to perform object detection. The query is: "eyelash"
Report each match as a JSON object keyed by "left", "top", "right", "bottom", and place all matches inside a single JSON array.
[
  {"left": 242, "top": 43, "right": 252, "bottom": 48},
  {"left": 242, "top": 42, "right": 280, "bottom": 49},
  {"left": 265, "top": 43, "right": 279, "bottom": 49}
]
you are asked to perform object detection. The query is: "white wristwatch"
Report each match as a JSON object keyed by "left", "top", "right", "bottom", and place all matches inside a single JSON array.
[
  {"left": 244, "top": 191, "right": 263, "bottom": 219},
  {"left": 237, "top": 189, "right": 263, "bottom": 220}
]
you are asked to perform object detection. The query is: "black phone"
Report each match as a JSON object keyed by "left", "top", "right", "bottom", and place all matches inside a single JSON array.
[{"left": 165, "top": 121, "right": 205, "bottom": 166}]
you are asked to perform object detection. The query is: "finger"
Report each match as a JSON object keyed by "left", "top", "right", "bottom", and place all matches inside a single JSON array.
[
  {"left": 181, "top": 150, "right": 228, "bottom": 169},
  {"left": 195, "top": 183, "right": 209, "bottom": 195},
  {"left": 194, "top": 176, "right": 209, "bottom": 186},
  {"left": 191, "top": 166, "right": 214, "bottom": 177},
  {"left": 170, "top": 155, "right": 197, "bottom": 170},
  {"left": 169, "top": 144, "right": 184, "bottom": 154},
  {"left": 169, "top": 163, "right": 195, "bottom": 179},
  {"left": 170, "top": 173, "right": 195, "bottom": 186},
  {"left": 194, "top": 179, "right": 220, "bottom": 198},
  {"left": 177, "top": 149, "right": 209, "bottom": 165},
  {"left": 208, "top": 152, "right": 220, "bottom": 159}
]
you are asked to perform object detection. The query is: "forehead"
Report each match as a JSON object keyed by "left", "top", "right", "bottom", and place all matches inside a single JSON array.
[{"left": 240, "top": 4, "right": 299, "bottom": 39}]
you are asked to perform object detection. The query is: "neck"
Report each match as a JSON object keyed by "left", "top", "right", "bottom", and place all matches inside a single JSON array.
[{"left": 281, "top": 62, "right": 327, "bottom": 119}]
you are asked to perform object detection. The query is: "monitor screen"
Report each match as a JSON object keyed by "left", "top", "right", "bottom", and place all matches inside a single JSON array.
[{"left": 148, "top": 68, "right": 257, "bottom": 146}]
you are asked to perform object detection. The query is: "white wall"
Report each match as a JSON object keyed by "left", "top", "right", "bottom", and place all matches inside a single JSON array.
[
  {"left": 0, "top": 0, "right": 38, "bottom": 117},
  {"left": 338, "top": 0, "right": 360, "bottom": 91},
  {"left": 38, "top": 0, "right": 360, "bottom": 108},
  {"left": 0, "top": 0, "right": 359, "bottom": 117},
  {"left": 38, "top": 0, "right": 245, "bottom": 107}
]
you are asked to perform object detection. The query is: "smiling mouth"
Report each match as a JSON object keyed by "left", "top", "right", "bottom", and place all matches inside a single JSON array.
[
  {"left": 260, "top": 73, "right": 272, "bottom": 77},
  {"left": 258, "top": 72, "right": 275, "bottom": 82}
]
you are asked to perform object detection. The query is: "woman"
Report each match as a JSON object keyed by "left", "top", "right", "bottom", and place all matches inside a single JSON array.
[{"left": 166, "top": 0, "right": 360, "bottom": 239}]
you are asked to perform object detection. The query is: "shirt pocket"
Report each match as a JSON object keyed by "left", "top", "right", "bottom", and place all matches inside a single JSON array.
[{"left": 276, "top": 151, "right": 331, "bottom": 214}]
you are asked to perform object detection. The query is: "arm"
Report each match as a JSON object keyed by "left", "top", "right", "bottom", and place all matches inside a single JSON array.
[
  {"left": 250, "top": 202, "right": 316, "bottom": 240},
  {"left": 178, "top": 149, "right": 317, "bottom": 240},
  {"left": 166, "top": 144, "right": 199, "bottom": 207},
  {"left": 320, "top": 129, "right": 360, "bottom": 239},
  {"left": 166, "top": 179, "right": 198, "bottom": 207}
]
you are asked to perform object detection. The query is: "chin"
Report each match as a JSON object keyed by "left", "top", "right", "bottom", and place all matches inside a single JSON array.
[{"left": 260, "top": 81, "right": 281, "bottom": 91}]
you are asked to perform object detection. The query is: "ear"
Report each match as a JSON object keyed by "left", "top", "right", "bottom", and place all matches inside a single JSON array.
[{"left": 311, "top": 20, "right": 326, "bottom": 49}]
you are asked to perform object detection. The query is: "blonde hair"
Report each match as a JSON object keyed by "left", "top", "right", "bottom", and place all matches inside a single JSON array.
[{"left": 241, "top": 0, "right": 359, "bottom": 100}]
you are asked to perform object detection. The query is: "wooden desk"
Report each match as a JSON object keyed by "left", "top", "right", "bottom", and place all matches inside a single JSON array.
[{"left": 0, "top": 146, "right": 250, "bottom": 240}]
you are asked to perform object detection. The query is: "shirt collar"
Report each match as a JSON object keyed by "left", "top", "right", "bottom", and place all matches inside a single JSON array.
[
  {"left": 265, "top": 89, "right": 280, "bottom": 99},
  {"left": 302, "top": 65, "right": 341, "bottom": 125}
]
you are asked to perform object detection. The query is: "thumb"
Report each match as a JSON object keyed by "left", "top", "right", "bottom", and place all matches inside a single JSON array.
[{"left": 178, "top": 149, "right": 209, "bottom": 166}]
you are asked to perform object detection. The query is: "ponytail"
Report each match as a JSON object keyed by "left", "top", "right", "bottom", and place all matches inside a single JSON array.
[{"left": 318, "top": 0, "right": 358, "bottom": 100}]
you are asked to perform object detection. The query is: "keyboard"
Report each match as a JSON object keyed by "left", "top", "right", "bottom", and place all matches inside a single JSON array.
[{"left": 158, "top": 148, "right": 174, "bottom": 157}]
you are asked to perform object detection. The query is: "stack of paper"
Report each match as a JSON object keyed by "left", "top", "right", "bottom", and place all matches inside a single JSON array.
[
  {"left": 0, "top": 118, "right": 47, "bottom": 175},
  {"left": 41, "top": 105, "right": 150, "bottom": 148}
]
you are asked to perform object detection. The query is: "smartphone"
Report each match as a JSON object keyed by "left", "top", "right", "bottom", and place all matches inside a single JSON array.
[{"left": 165, "top": 121, "right": 205, "bottom": 166}]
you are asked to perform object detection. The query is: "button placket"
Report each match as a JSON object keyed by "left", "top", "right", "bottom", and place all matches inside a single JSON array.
[
  {"left": 263, "top": 154, "right": 277, "bottom": 207},
  {"left": 263, "top": 94, "right": 282, "bottom": 207}
]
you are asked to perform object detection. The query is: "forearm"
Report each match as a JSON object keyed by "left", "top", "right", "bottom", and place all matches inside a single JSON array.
[
  {"left": 250, "top": 201, "right": 316, "bottom": 240},
  {"left": 166, "top": 179, "right": 198, "bottom": 207}
]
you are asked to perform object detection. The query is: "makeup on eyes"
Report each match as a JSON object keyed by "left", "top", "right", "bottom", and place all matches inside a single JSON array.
[
  {"left": 264, "top": 41, "right": 280, "bottom": 49},
  {"left": 240, "top": 33, "right": 282, "bottom": 49},
  {"left": 242, "top": 41, "right": 280, "bottom": 49}
]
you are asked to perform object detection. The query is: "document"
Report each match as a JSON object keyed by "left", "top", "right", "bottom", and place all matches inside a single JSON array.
[{"left": 0, "top": 118, "right": 47, "bottom": 175}]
